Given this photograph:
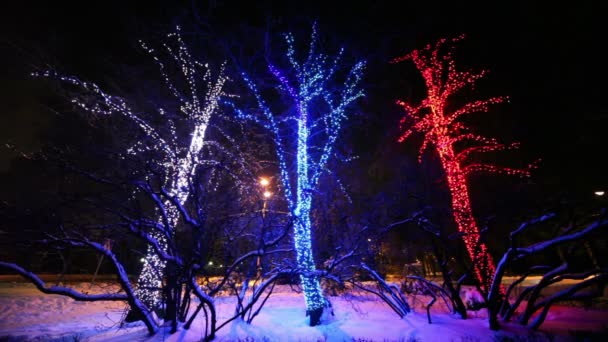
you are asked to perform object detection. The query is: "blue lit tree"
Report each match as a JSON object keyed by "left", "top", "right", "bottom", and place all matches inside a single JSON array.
[{"left": 227, "top": 24, "right": 365, "bottom": 325}]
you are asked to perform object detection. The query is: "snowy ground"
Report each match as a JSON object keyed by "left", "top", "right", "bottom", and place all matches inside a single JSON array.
[{"left": 0, "top": 280, "right": 607, "bottom": 341}]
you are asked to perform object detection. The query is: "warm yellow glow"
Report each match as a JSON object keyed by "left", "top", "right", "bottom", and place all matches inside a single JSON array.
[
  {"left": 263, "top": 191, "right": 272, "bottom": 198},
  {"left": 259, "top": 177, "right": 270, "bottom": 187}
]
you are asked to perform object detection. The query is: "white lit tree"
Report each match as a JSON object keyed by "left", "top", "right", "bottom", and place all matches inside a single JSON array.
[
  {"left": 34, "top": 26, "right": 227, "bottom": 311},
  {"left": 226, "top": 24, "right": 365, "bottom": 325}
]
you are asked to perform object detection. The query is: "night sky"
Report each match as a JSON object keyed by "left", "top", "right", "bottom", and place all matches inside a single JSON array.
[{"left": 1, "top": 1, "right": 606, "bottom": 201}]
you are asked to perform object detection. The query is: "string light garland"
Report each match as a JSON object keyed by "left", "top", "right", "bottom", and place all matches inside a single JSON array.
[
  {"left": 393, "top": 35, "right": 535, "bottom": 290},
  {"left": 34, "top": 27, "right": 227, "bottom": 310},
  {"left": 135, "top": 28, "right": 227, "bottom": 310},
  {"left": 228, "top": 24, "right": 365, "bottom": 324}
]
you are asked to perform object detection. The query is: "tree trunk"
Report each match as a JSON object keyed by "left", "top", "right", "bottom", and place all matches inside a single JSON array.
[
  {"left": 437, "top": 143, "right": 496, "bottom": 291},
  {"left": 432, "top": 241, "right": 467, "bottom": 319},
  {"left": 294, "top": 113, "right": 325, "bottom": 325}
]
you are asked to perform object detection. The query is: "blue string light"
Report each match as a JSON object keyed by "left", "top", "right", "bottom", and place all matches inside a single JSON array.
[{"left": 232, "top": 24, "right": 365, "bottom": 322}]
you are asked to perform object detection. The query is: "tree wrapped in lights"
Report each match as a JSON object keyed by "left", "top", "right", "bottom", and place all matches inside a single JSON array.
[
  {"left": 393, "top": 36, "right": 534, "bottom": 291},
  {"left": 227, "top": 24, "right": 365, "bottom": 325},
  {"left": 133, "top": 28, "right": 227, "bottom": 312},
  {"left": 34, "top": 27, "right": 227, "bottom": 311}
]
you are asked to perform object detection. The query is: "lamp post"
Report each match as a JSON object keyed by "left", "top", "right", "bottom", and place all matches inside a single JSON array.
[
  {"left": 258, "top": 177, "right": 272, "bottom": 278},
  {"left": 260, "top": 177, "right": 272, "bottom": 218}
]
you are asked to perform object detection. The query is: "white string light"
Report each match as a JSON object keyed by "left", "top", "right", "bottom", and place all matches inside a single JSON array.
[{"left": 34, "top": 27, "right": 228, "bottom": 310}]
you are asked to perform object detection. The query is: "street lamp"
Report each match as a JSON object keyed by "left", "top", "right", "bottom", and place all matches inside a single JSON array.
[
  {"left": 594, "top": 190, "right": 605, "bottom": 196},
  {"left": 259, "top": 177, "right": 272, "bottom": 218},
  {"left": 258, "top": 177, "right": 272, "bottom": 278},
  {"left": 259, "top": 177, "right": 270, "bottom": 187}
]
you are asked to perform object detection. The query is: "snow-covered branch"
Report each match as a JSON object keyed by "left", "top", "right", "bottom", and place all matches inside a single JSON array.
[
  {"left": 514, "top": 217, "right": 607, "bottom": 258},
  {"left": 0, "top": 262, "right": 127, "bottom": 301}
]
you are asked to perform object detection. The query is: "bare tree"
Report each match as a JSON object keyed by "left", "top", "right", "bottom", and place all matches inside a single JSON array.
[{"left": 487, "top": 209, "right": 607, "bottom": 330}]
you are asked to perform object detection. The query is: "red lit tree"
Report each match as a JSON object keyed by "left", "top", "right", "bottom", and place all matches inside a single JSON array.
[{"left": 393, "top": 36, "right": 535, "bottom": 291}]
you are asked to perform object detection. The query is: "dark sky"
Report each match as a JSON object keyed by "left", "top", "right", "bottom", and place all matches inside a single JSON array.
[{"left": 0, "top": 1, "right": 606, "bottom": 199}]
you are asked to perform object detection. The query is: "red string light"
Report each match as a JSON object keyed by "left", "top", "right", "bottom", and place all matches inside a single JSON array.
[{"left": 394, "top": 36, "right": 534, "bottom": 290}]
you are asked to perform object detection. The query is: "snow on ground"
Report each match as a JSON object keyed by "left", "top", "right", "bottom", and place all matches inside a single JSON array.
[{"left": 0, "top": 281, "right": 606, "bottom": 341}]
